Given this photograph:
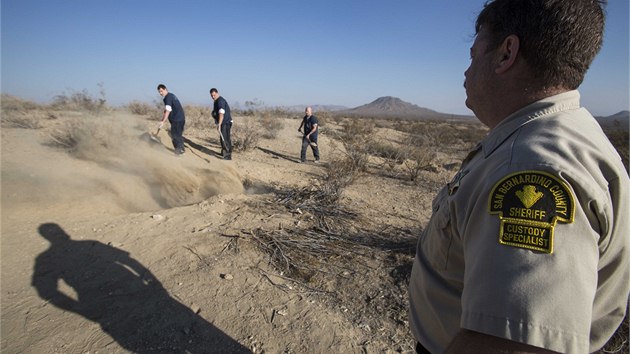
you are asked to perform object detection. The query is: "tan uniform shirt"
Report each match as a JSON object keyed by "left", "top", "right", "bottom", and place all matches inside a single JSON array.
[{"left": 408, "top": 91, "right": 629, "bottom": 354}]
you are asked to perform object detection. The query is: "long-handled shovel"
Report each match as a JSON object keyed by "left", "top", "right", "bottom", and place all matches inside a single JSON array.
[{"left": 218, "top": 127, "right": 227, "bottom": 156}]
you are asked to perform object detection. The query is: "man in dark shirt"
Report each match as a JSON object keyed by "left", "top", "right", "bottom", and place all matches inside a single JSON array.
[
  {"left": 298, "top": 106, "right": 320, "bottom": 163},
  {"left": 157, "top": 84, "right": 186, "bottom": 155},
  {"left": 210, "top": 88, "right": 233, "bottom": 160}
]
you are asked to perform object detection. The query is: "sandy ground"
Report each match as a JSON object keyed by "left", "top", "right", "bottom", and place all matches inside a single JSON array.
[{"left": 1, "top": 109, "right": 459, "bottom": 353}]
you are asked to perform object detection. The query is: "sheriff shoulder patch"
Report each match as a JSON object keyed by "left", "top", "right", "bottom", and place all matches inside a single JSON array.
[{"left": 488, "top": 171, "right": 575, "bottom": 254}]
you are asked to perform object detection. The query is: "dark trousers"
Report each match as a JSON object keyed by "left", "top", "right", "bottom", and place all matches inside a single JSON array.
[
  {"left": 300, "top": 135, "right": 319, "bottom": 162},
  {"left": 219, "top": 123, "right": 232, "bottom": 157},
  {"left": 170, "top": 120, "right": 185, "bottom": 152}
]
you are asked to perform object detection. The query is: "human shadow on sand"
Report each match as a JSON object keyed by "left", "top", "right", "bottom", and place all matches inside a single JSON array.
[
  {"left": 184, "top": 137, "right": 223, "bottom": 160},
  {"left": 257, "top": 147, "right": 301, "bottom": 163},
  {"left": 32, "top": 223, "right": 251, "bottom": 353}
]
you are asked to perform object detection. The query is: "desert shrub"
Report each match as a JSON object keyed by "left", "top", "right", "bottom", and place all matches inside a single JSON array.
[
  {"left": 454, "top": 123, "right": 488, "bottom": 150},
  {"left": 184, "top": 104, "right": 212, "bottom": 130},
  {"left": 328, "top": 118, "right": 374, "bottom": 173},
  {"left": 231, "top": 119, "right": 260, "bottom": 151},
  {"left": 51, "top": 85, "right": 107, "bottom": 114},
  {"left": 0, "top": 95, "right": 55, "bottom": 129},
  {"left": 340, "top": 118, "right": 374, "bottom": 172},
  {"left": 602, "top": 124, "right": 629, "bottom": 171},
  {"left": 1, "top": 111, "right": 44, "bottom": 129},
  {"left": 233, "top": 99, "right": 288, "bottom": 139},
  {"left": 370, "top": 142, "right": 406, "bottom": 176},
  {"left": 370, "top": 141, "right": 404, "bottom": 163},
  {"left": 47, "top": 116, "right": 121, "bottom": 159},
  {"left": 323, "top": 157, "right": 362, "bottom": 202},
  {"left": 406, "top": 121, "right": 454, "bottom": 147},
  {"left": 266, "top": 106, "right": 297, "bottom": 119},
  {"left": 1, "top": 94, "right": 43, "bottom": 111},
  {"left": 315, "top": 110, "right": 331, "bottom": 127},
  {"left": 126, "top": 100, "right": 154, "bottom": 116},
  {"left": 260, "top": 111, "right": 283, "bottom": 139},
  {"left": 342, "top": 118, "right": 375, "bottom": 140},
  {"left": 346, "top": 146, "right": 370, "bottom": 173},
  {"left": 402, "top": 147, "right": 438, "bottom": 183}
]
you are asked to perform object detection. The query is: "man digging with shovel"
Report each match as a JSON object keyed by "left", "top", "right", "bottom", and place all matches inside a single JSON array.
[
  {"left": 210, "top": 88, "right": 233, "bottom": 160},
  {"left": 157, "top": 84, "right": 186, "bottom": 156}
]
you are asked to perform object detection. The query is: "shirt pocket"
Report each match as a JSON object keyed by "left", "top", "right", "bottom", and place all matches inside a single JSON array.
[{"left": 420, "top": 187, "right": 453, "bottom": 271}]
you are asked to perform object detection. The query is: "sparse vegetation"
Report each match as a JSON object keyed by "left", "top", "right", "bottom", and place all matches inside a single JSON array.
[
  {"left": 231, "top": 118, "right": 261, "bottom": 152},
  {"left": 2, "top": 111, "right": 45, "bottom": 129},
  {"left": 1, "top": 94, "right": 49, "bottom": 129},
  {"left": 51, "top": 83, "right": 108, "bottom": 114},
  {"left": 259, "top": 111, "right": 284, "bottom": 139},
  {"left": 602, "top": 122, "right": 629, "bottom": 171},
  {"left": 126, "top": 100, "right": 155, "bottom": 116},
  {"left": 183, "top": 104, "right": 213, "bottom": 130},
  {"left": 47, "top": 115, "right": 125, "bottom": 161},
  {"left": 402, "top": 147, "right": 438, "bottom": 183}
]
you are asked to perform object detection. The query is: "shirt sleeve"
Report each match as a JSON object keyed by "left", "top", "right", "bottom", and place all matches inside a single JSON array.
[
  {"left": 458, "top": 165, "right": 598, "bottom": 353},
  {"left": 164, "top": 94, "right": 173, "bottom": 110},
  {"left": 218, "top": 98, "right": 227, "bottom": 113}
]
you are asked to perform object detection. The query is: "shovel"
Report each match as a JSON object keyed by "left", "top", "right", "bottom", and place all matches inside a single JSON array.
[
  {"left": 218, "top": 126, "right": 227, "bottom": 155},
  {"left": 150, "top": 123, "right": 163, "bottom": 142},
  {"left": 307, "top": 136, "right": 317, "bottom": 148}
]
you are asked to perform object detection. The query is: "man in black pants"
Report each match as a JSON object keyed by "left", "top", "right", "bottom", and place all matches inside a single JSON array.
[
  {"left": 157, "top": 84, "right": 186, "bottom": 155},
  {"left": 210, "top": 88, "right": 233, "bottom": 160},
  {"left": 298, "top": 106, "right": 320, "bottom": 163}
]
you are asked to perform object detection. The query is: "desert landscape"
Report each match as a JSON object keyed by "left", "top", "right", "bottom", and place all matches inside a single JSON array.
[{"left": 1, "top": 93, "right": 628, "bottom": 353}]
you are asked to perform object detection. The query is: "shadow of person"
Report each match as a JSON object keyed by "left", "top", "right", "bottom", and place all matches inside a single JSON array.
[
  {"left": 32, "top": 223, "right": 251, "bottom": 353},
  {"left": 183, "top": 137, "right": 222, "bottom": 161},
  {"left": 257, "top": 147, "right": 301, "bottom": 163}
]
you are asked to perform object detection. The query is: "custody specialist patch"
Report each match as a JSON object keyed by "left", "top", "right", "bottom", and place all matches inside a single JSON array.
[{"left": 488, "top": 171, "right": 575, "bottom": 253}]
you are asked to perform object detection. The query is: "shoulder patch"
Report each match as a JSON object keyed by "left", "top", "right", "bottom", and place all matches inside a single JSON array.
[{"left": 488, "top": 171, "right": 575, "bottom": 254}]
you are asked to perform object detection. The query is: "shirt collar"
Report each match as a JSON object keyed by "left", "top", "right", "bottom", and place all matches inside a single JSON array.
[{"left": 480, "top": 90, "right": 582, "bottom": 157}]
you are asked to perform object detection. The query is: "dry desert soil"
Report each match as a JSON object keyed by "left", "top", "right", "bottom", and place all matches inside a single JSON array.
[
  {"left": 2, "top": 103, "right": 626, "bottom": 353},
  {"left": 1, "top": 105, "right": 471, "bottom": 354}
]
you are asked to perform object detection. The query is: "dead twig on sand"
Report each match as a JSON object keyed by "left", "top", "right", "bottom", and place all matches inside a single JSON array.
[
  {"left": 220, "top": 233, "right": 240, "bottom": 254},
  {"left": 183, "top": 246, "right": 212, "bottom": 267},
  {"left": 258, "top": 268, "right": 333, "bottom": 295}
]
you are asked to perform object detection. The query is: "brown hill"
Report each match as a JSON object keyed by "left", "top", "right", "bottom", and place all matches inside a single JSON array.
[
  {"left": 596, "top": 110, "right": 630, "bottom": 131},
  {"left": 337, "top": 96, "right": 472, "bottom": 120}
]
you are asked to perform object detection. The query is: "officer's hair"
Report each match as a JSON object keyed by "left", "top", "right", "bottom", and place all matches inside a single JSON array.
[
  {"left": 157, "top": 84, "right": 167, "bottom": 90},
  {"left": 209, "top": 88, "right": 218, "bottom": 94},
  {"left": 476, "top": 0, "right": 605, "bottom": 90}
]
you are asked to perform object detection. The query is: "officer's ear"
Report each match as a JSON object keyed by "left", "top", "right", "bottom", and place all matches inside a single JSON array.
[{"left": 495, "top": 34, "right": 519, "bottom": 74}]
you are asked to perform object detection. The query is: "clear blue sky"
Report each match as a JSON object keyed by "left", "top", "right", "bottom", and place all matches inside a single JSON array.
[{"left": 1, "top": 0, "right": 628, "bottom": 116}]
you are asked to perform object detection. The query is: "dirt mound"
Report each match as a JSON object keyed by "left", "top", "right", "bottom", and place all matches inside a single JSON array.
[{"left": 2, "top": 112, "right": 243, "bottom": 219}]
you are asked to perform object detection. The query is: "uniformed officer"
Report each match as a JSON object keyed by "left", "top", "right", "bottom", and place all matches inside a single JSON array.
[{"left": 408, "top": 1, "right": 629, "bottom": 353}]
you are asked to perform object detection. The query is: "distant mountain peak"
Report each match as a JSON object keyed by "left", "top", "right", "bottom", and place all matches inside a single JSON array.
[
  {"left": 334, "top": 96, "right": 473, "bottom": 120},
  {"left": 345, "top": 96, "right": 439, "bottom": 117}
]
